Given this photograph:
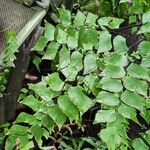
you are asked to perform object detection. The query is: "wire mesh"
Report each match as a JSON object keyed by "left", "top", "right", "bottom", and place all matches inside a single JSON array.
[{"left": 0, "top": 0, "right": 37, "bottom": 51}]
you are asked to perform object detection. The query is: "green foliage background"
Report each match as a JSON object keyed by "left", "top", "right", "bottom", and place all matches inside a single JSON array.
[{"left": 0, "top": 33, "right": 18, "bottom": 98}]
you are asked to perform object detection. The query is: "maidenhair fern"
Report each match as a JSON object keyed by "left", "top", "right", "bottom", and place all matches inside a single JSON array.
[
  {"left": 5, "top": 7, "right": 150, "bottom": 150},
  {"left": 0, "top": 33, "right": 18, "bottom": 98}
]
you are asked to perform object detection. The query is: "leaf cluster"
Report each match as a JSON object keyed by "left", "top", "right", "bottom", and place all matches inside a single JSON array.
[{"left": 75, "top": 0, "right": 150, "bottom": 17}]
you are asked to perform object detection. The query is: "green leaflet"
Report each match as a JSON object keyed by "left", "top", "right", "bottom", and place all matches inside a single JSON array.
[
  {"left": 138, "top": 22, "right": 150, "bottom": 34},
  {"left": 67, "top": 27, "right": 79, "bottom": 49},
  {"left": 60, "top": 51, "right": 83, "bottom": 81},
  {"left": 58, "top": 7, "right": 71, "bottom": 26},
  {"left": 98, "top": 77, "right": 123, "bottom": 92},
  {"left": 30, "top": 125, "right": 49, "bottom": 147},
  {"left": 83, "top": 74, "right": 100, "bottom": 96},
  {"left": 61, "top": 64, "right": 78, "bottom": 81},
  {"left": 98, "top": 17, "right": 124, "bottom": 29},
  {"left": 98, "top": 30, "right": 112, "bottom": 53},
  {"left": 5, "top": 135, "right": 33, "bottom": 150},
  {"left": 41, "top": 115, "right": 55, "bottom": 133},
  {"left": 85, "top": 12, "right": 98, "bottom": 26},
  {"left": 143, "top": 10, "right": 150, "bottom": 24},
  {"left": 44, "top": 22, "right": 55, "bottom": 41},
  {"left": 34, "top": 112, "right": 44, "bottom": 120},
  {"left": 113, "top": 35, "right": 128, "bottom": 53},
  {"left": 141, "top": 130, "right": 150, "bottom": 144},
  {"left": 78, "top": 27, "right": 85, "bottom": 48},
  {"left": 58, "top": 95, "right": 79, "bottom": 121},
  {"left": 141, "top": 56, "right": 150, "bottom": 68},
  {"left": 47, "top": 106, "right": 67, "bottom": 127},
  {"left": 105, "top": 53, "right": 128, "bottom": 67},
  {"left": 74, "top": 11, "right": 86, "bottom": 26},
  {"left": 7, "top": 125, "right": 28, "bottom": 135},
  {"left": 123, "top": 76, "right": 148, "bottom": 97},
  {"left": 58, "top": 47, "right": 71, "bottom": 69},
  {"left": 137, "top": 41, "right": 150, "bottom": 56},
  {"left": 101, "top": 65, "right": 126, "bottom": 78},
  {"left": 57, "top": 28, "right": 68, "bottom": 44},
  {"left": 47, "top": 72, "right": 64, "bottom": 91},
  {"left": 132, "top": 138, "right": 149, "bottom": 150},
  {"left": 79, "top": 28, "right": 98, "bottom": 50},
  {"left": 71, "top": 51, "right": 83, "bottom": 72},
  {"left": 101, "top": 116, "right": 129, "bottom": 149},
  {"left": 33, "top": 36, "right": 48, "bottom": 51},
  {"left": 15, "top": 112, "right": 37, "bottom": 125},
  {"left": 95, "top": 110, "right": 117, "bottom": 123},
  {"left": 68, "top": 86, "right": 93, "bottom": 114},
  {"left": 121, "top": 90, "right": 145, "bottom": 111},
  {"left": 100, "top": 127, "right": 120, "bottom": 150},
  {"left": 96, "top": 91, "right": 119, "bottom": 106},
  {"left": 127, "top": 63, "right": 150, "bottom": 81},
  {"left": 42, "top": 42, "right": 59, "bottom": 60},
  {"left": 118, "top": 104, "right": 138, "bottom": 123},
  {"left": 141, "top": 109, "right": 150, "bottom": 123},
  {"left": 20, "top": 142, "right": 34, "bottom": 150},
  {"left": 30, "top": 124, "right": 44, "bottom": 140},
  {"left": 129, "top": 0, "right": 143, "bottom": 14},
  {"left": 21, "top": 95, "right": 41, "bottom": 111},
  {"left": 29, "top": 83, "right": 54, "bottom": 101},
  {"left": 33, "top": 56, "right": 41, "bottom": 72},
  {"left": 86, "top": 28, "right": 99, "bottom": 49},
  {"left": 84, "top": 53, "right": 97, "bottom": 74}
]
